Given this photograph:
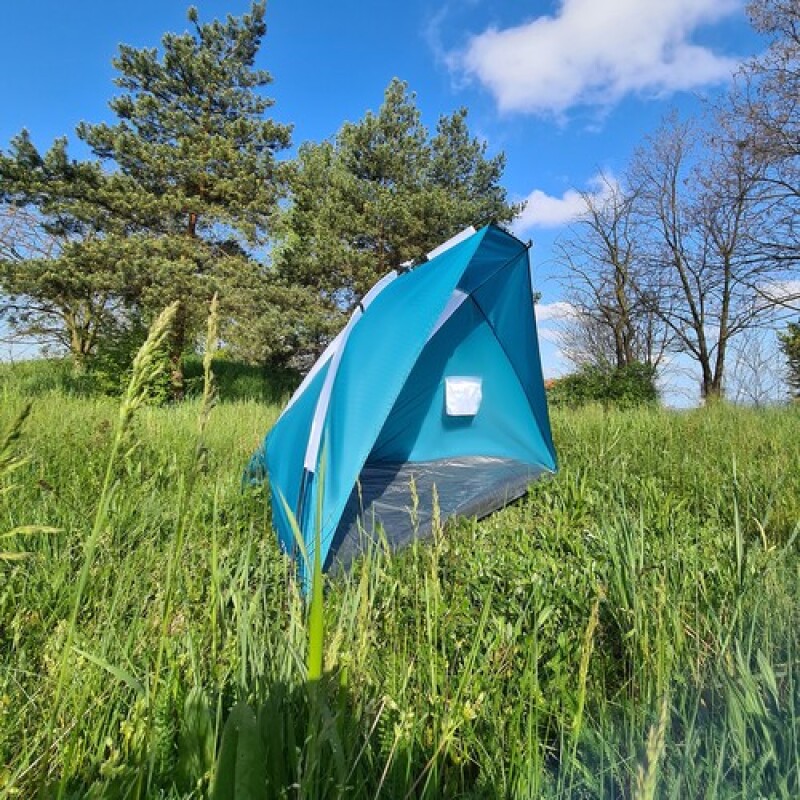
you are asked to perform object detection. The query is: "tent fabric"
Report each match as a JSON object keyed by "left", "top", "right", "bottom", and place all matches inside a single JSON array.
[{"left": 249, "top": 224, "right": 557, "bottom": 577}]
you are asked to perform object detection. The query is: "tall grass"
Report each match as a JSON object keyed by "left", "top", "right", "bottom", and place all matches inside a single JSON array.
[{"left": 0, "top": 345, "right": 798, "bottom": 797}]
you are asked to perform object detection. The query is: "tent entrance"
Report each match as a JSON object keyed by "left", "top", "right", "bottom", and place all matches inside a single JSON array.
[{"left": 327, "top": 456, "right": 546, "bottom": 571}]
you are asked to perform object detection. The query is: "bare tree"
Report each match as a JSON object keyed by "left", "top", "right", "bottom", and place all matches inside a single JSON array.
[
  {"left": 724, "top": 0, "right": 800, "bottom": 282},
  {"left": 557, "top": 172, "right": 671, "bottom": 370},
  {"left": 727, "top": 326, "right": 786, "bottom": 406},
  {"left": 558, "top": 1, "right": 800, "bottom": 401},
  {"left": 0, "top": 204, "right": 120, "bottom": 370},
  {"left": 629, "top": 114, "right": 791, "bottom": 401},
  {"left": 0, "top": 204, "right": 59, "bottom": 264}
]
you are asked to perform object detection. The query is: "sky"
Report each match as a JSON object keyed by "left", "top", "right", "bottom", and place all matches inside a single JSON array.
[{"left": 0, "top": 0, "right": 765, "bottom": 398}]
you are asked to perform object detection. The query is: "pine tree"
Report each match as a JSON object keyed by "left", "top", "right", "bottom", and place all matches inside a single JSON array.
[
  {"left": 274, "top": 79, "right": 520, "bottom": 362},
  {"left": 75, "top": 1, "right": 291, "bottom": 394},
  {"left": 1, "top": 4, "right": 290, "bottom": 390}
]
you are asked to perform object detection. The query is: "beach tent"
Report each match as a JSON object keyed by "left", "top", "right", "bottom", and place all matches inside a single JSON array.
[{"left": 249, "top": 224, "right": 557, "bottom": 577}]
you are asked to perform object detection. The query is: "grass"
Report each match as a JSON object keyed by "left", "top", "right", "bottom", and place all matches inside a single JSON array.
[{"left": 0, "top": 353, "right": 798, "bottom": 798}]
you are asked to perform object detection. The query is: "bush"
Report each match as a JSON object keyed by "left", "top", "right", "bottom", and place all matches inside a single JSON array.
[
  {"left": 547, "top": 362, "right": 658, "bottom": 408},
  {"left": 89, "top": 320, "right": 170, "bottom": 399},
  {"left": 183, "top": 355, "right": 299, "bottom": 403}
]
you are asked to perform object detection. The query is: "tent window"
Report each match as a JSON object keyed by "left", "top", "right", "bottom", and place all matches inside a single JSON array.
[{"left": 445, "top": 376, "right": 482, "bottom": 417}]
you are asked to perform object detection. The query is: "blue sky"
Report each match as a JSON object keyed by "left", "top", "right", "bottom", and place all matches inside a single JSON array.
[{"left": 0, "top": 0, "right": 763, "bottom": 392}]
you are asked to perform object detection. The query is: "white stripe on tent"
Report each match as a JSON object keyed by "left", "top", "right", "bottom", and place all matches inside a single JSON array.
[
  {"left": 426, "top": 225, "right": 476, "bottom": 261},
  {"left": 399, "top": 225, "right": 476, "bottom": 269},
  {"left": 281, "top": 328, "right": 346, "bottom": 417},
  {"left": 416, "top": 226, "right": 481, "bottom": 344},
  {"left": 426, "top": 289, "right": 468, "bottom": 342},
  {"left": 304, "top": 270, "right": 398, "bottom": 472},
  {"left": 302, "top": 225, "right": 478, "bottom": 475},
  {"left": 403, "top": 226, "right": 476, "bottom": 339}
]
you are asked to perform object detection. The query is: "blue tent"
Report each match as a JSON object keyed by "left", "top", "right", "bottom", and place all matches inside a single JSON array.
[{"left": 249, "top": 224, "right": 557, "bottom": 576}]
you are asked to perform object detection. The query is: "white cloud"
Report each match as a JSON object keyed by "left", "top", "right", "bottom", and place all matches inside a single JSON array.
[
  {"left": 454, "top": 0, "right": 742, "bottom": 116},
  {"left": 514, "top": 173, "right": 617, "bottom": 233},
  {"left": 535, "top": 301, "right": 577, "bottom": 323},
  {"left": 516, "top": 187, "right": 588, "bottom": 230}
]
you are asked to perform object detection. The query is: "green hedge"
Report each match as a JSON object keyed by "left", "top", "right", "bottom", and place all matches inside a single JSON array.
[{"left": 547, "top": 362, "right": 658, "bottom": 408}]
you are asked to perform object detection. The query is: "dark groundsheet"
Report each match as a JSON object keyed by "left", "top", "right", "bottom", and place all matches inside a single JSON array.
[{"left": 327, "top": 456, "right": 547, "bottom": 571}]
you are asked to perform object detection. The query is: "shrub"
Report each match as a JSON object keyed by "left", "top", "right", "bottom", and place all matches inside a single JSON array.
[
  {"left": 547, "top": 362, "right": 658, "bottom": 408},
  {"left": 183, "top": 355, "right": 299, "bottom": 403},
  {"left": 778, "top": 319, "right": 800, "bottom": 400}
]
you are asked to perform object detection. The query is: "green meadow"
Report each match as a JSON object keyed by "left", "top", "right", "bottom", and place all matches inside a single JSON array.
[{"left": 1, "top": 356, "right": 799, "bottom": 798}]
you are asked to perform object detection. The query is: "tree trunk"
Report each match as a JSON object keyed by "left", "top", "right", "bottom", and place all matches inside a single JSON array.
[
  {"left": 613, "top": 324, "right": 626, "bottom": 369},
  {"left": 66, "top": 311, "right": 88, "bottom": 376},
  {"left": 704, "top": 380, "right": 724, "bottom": 402},
  {"left": 701, "top": 363, "right": 723, "bottom": 402},
  {"left": 614, "top": 263, "right": 635, "bottom": 368},
  {"left": 71, "top": 349, "right": 87, "bottom": 376}
]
